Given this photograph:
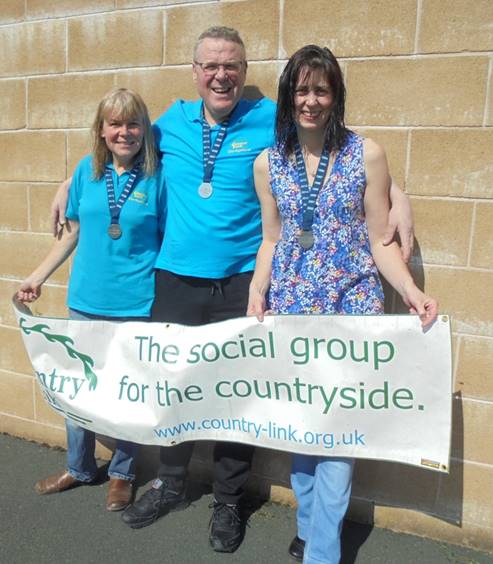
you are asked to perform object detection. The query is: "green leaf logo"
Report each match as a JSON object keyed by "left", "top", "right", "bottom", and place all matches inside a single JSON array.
[{"left": 20, "top": 318, "right": 98, "bottom": 390}]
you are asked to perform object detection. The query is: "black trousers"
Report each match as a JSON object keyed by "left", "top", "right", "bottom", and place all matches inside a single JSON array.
[{"left": 151, "top": 269, "right": 255, "bottom": 504}]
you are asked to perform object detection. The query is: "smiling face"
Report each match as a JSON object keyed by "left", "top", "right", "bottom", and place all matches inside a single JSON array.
[
  {"left": 293, "top": 67, "right": 334, "bottom": 134},
  {"left": 100, "top": 113, "right": 144, "bottom": 168},
  {"left": 192, "top": 37, "right": 247, "bottom": 125}
]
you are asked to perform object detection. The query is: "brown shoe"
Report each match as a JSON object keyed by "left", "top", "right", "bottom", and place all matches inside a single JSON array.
[
  {"left": 35, "top": 470, "right": 82, "bottom": 495},
  {"left": 106, "top": 478, "right": 132, "bottom": 512}
]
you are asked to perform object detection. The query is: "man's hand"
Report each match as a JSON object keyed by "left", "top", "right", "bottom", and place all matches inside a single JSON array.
[
  {"left": 383, "top": 181, "right": 414, "bottom": 263},
  {"left": 51, "top": 178, "right": 72, "bottom": 237}
]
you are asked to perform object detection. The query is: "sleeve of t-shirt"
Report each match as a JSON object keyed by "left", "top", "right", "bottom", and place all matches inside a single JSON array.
[{"left": 65, "top": 156, "right": 89, "bottom": 221}]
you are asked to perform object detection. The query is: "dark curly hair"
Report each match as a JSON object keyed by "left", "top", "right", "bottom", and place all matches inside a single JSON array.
[{"left": 276, "top": 45, "right": 349, "bottom": 157}]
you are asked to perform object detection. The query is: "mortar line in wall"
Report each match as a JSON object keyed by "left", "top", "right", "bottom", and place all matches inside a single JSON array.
[
  {"left": 161, "top": 10, "right": 167, "bottom": 66},
  {"left": 0, "top": 368, "right": 33, "bottom": 379},
  {"left": 0, "top": 410, "right": 64, "bottom": 431},
  {"left": 413, "top": 0, "right": 423, "bottom": 54},
  {"left": 409, "top": 195, "right": 492, "bottom": 204},
  {"left": 457, "top": 396, "right": 493, "bottom": 407},
  {"left": 0, "top": 276, "right": 68, "bottom": 290},
  {"left": 64, "top": 18, "right": 68, "bottom": 73},
  {"left": 466, "top": 202, "right": 477, "bottom": 267},
  {"left": 451, "top": 333, "right": 461, "bottom": 393},
  {"left": 450, "top": 456, "right": 493, "bottom": 470},
  {"left": 0, "top": 179, "right": 82, "bottom": 185},
  {"left": 0, "top": 228, "right": 53, "bottom": 236},
  {"left": 349, "top": 125, "right": 493, "bottom": 131},
  {"left": 339, "top": 51, "right": 493, "bottom": 61},
  {"left": 451, "top": 333, "right": 493, "bottom": 341},
  {"left": 0, "top": 323, "right": 23, "bottom": 332},
  {"left": 64, "top": 130, "right": 68, "bottom": 181},
  {"left": 420, "top": 264, "right": 493, "bottom": 273},
  {"left": 26, "top": 183, "right": 31, "bottom": 232},
  {"left": 23, "top": 72, "right": 29, "bottom": 134},
  {"left": 278, "top": 0, "right": 286, "bottom": 60},
  {"left": 404, "top": 128, "right": 412, "bottom": 192},
  {"left": 483, "top": 56, "right": 493, "bottom": 126}
]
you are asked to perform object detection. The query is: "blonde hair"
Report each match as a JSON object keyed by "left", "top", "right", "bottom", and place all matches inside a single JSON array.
[{"left": 91, "top": 88, "right": 157, "bottom": 179}]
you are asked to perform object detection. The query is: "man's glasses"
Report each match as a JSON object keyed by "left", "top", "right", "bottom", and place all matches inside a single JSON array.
[{"left": 194, "top": 61, "right": 244, "bottom": 76}]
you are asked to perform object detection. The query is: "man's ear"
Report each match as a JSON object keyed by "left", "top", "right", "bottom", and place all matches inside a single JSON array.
[{"left": 192, "top": 63, "right": 198, "bottom": 84}]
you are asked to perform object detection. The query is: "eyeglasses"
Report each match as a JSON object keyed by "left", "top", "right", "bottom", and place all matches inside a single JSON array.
[{"left": 194, "top": 61, "right": 245, "bottom": 76}]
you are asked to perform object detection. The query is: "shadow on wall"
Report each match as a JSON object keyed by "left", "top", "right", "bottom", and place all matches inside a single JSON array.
[
  {"left": 371, "top": 237, "right": 463, "bottom": 527},
  {"left": 243, "top": 85, "right": 266, "bottom": 100}
]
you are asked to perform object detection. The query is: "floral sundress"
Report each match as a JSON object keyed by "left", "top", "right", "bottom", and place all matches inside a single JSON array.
[{"left": 268, "top": 132, "right": 384, "bottom": 315}]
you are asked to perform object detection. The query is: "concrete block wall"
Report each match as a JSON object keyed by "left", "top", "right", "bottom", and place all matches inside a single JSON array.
[{"left": 0, "top": 0, "right": 491, "bottom": 552}]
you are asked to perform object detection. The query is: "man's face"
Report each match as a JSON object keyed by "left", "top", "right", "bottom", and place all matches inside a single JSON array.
[{"left": 193, "top": 38, "right": 247, "bottom": 124}]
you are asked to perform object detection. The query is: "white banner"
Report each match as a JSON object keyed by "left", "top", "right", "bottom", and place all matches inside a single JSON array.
[{"left": 14, "top": 298, "right": 452, "bottom": 473}]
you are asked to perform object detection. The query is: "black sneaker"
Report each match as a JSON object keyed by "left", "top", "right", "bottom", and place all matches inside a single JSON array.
[
  {"left": 288, "top": 535, "right": 305, "bottom": 561},
  {"left": 208, "top": 500, "right": 243, "bottom": 553},
  {"left": 121, "top": 479, "right": 189, "bottom": 529}
]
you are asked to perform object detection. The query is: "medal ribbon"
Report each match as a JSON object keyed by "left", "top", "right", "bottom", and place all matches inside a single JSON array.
[
  {"left": 202, "top": 111, "right": 229, "bottom": 183},
  {"left": 294, "top": 142, "right": 330, "bottom": 232},
  {"left": 105, "top": 164, "right": 141, "bottom": 227}
]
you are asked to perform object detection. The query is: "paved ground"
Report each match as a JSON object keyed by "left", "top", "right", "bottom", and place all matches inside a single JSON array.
[{"left": 0, "top": 433, "right": 491, "bottom": 564}]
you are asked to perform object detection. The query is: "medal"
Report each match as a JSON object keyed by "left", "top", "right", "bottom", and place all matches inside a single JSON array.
[
  {"left": 198, "top": 182, "right": 213, "bottom": 199},
  {"left": 294, "top": 142, "right": 331, "bottom": 247},
  {"left": 200, "top": 108, "right": 229, "bottom": 199},
  {"left": 108, "top": 223, "right": 122, "bottom": 240},
  {"left": 298, "top": 230, "right": 314, "bottom": 250},
  {"left": 105, "top": 163, "right": 140, "bottom": 241}
]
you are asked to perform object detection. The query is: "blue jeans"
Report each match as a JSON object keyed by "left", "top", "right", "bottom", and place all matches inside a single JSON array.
[
  {"left": 66, "top": 419, "right": 138, "bottom": 482},
  {"left": 65, "top": 308, "right": 144, "bottom": 482},
  {"left": 291, "top": 455, "right": 354, "bottom": 564}
]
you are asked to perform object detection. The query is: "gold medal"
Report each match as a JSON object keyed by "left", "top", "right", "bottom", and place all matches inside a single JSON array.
[{"left": 108, "top": 223, "right": 122, "bottom": 240}]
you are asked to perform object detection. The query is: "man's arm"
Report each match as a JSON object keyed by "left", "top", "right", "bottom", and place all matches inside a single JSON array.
[
  {"left": 51, "top": 178, "right": 72, "bottom": 237},
  {"left": 383, "top": 179, "right": 414, "bottom": 263}
]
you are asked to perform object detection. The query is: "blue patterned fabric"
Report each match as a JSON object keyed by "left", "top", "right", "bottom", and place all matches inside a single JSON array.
[{"left": 268, "top": 132, "right": 384, "bottom": 315}]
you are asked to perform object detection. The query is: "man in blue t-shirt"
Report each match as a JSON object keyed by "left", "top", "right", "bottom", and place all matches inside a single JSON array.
[
  {"left": 51, "top": 26, "right": 414, "bottom": 556},
  {"left": 121, "top": 28, "right": 275, "bottom": 553}
]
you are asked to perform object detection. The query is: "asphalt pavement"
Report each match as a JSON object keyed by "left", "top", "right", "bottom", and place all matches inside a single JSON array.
[{"left": 0, "top": 433, "right": 491, "bottom": 564}]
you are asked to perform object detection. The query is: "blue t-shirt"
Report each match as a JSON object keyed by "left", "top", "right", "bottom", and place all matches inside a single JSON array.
[
  {"left": 66, "top": 155, "right": 166, "bottom": 317},
  {"left": 153, "top": 97, "right": 276, "bottom": 278}
]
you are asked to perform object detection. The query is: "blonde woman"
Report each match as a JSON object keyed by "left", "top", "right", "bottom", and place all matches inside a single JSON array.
[{"left": 17, "top": 88, "right": 165, "bottom": 512}]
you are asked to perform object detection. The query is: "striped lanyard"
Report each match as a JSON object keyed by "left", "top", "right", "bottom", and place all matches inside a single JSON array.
[
  {"left": 104, "top": 164, "right": 140, "bottom": 237},
  {"left": 202, "top": 114, "right": 229, "bottom": 184},
  {"left": 294, "top": 142, "right": 330, "bottom": 232}
]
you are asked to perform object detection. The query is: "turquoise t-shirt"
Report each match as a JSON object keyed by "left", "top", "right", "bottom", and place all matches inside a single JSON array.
[
  {"left": 153, "top": 97, "right": 276, "bottom": 278},
  {"left": 66, "top": 155, "right": 166, "bottom": 317}
]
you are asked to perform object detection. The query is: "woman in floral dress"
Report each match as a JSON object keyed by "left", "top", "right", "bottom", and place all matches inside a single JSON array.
[{"left": 247, "top": 45, "right": 438, "bottom": 564}]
